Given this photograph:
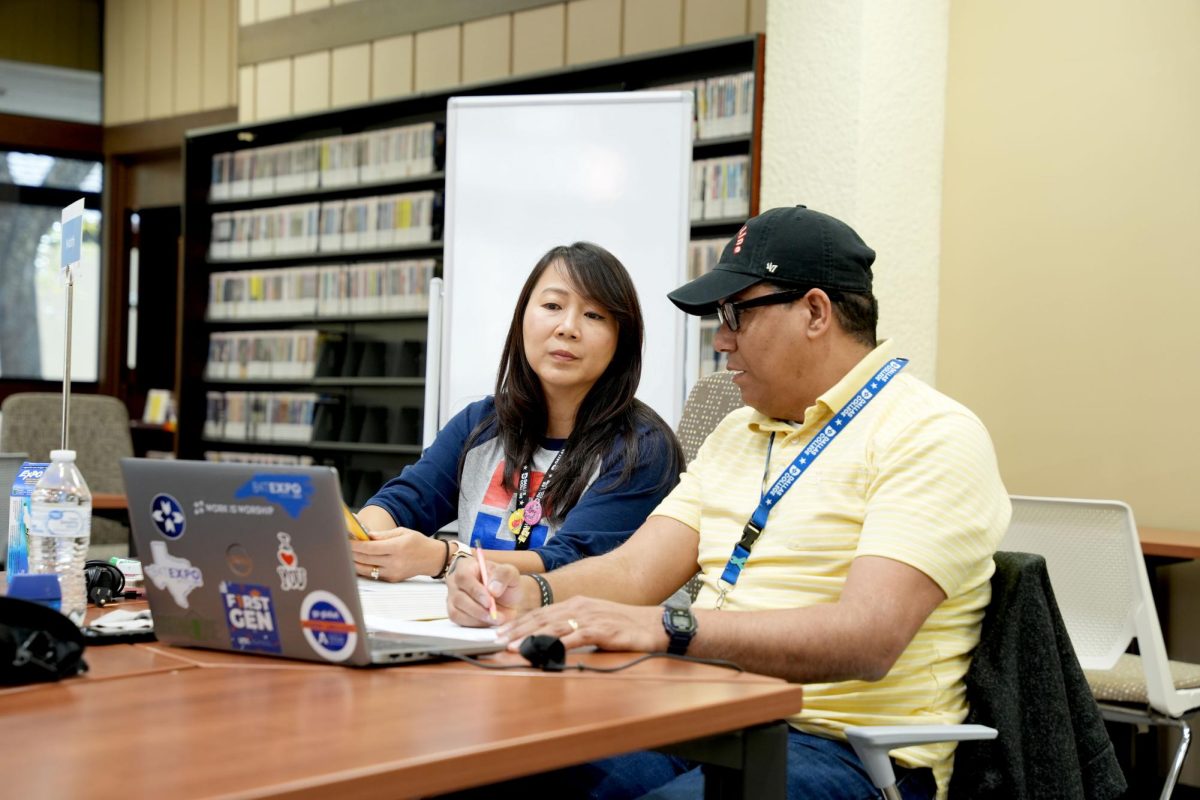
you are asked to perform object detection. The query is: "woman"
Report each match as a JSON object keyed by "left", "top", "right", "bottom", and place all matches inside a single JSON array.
[{"left": 352, "top": 242, "right": 684, "bottom": 581}]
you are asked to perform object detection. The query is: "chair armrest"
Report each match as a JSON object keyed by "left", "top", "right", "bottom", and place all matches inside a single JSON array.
[{"left": 845, "top": 724, "right": 997, "bottom": 790}]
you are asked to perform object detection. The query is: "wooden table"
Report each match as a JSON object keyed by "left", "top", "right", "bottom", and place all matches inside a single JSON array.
[
  {"left": 92, "top": 492, "right": 128, "bottom": 510},
  {"left": 0, "top": 634, "right": 804, "bottom": 799},
  {"left": 1138, "top": 526, "right": 1200, "bottom": 560}
]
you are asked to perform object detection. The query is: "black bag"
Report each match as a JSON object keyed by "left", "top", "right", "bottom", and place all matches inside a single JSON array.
[{"left": 0, "top": 596, "right": 88, "bottom": 685}]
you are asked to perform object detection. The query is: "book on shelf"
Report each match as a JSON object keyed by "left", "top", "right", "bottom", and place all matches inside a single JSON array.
[
  {"left": 205, "top": 390, "right": 324, "bottom": 443},
  {"left": 691, "top": 155, "right": 750, "bottom": 222},
  {"left": 209, "top": 192, "right": 439, "bottom": 260},
  {"left": 650, "top": 71, "right": 754, "bottom": 143},
  {"left": 204, "top": 450, "right": 315, "bottom": 466},
  {"left": 687, "top": 237, "right": 728, "bottom": 280},
  {"left": 209, "top": 122, "right": 444, "bottom": 203},
  {"left": 207, "top": 259, "right": 434, "bottom": 320},
  {"left": 205, "top": 330, "right": 325, "bottom": 381}
]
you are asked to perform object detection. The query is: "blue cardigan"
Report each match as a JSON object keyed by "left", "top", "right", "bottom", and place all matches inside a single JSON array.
[{"left": 363, "top": 397, "right": 679, "bottom": 571}]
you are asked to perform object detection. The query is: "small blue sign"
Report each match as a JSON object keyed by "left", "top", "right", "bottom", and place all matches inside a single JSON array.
[
  {"left": 61, "top": 214, "right": 82, "bottom": 267},
  {"left": 149, "top": 493, "right": 186, "bottom": 539},
  {"left": 220, "top": 582, "right": 281, "bottom": 654},
  {"left": 234, "top": 474, "right": 314, "bottom": 518}
]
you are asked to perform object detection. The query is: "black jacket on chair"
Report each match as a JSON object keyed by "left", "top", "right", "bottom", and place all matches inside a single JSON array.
[{"left": 948, "top": 551, "right": 1127, "bottom": 799}]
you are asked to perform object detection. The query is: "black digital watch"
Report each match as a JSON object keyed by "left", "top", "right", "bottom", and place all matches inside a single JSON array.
[{"left": 662, "top": 606, "right": 697, "bottom": 656}]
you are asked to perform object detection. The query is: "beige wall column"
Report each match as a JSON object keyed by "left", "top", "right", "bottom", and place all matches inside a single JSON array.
[{"left": 759, "top": 0, "right": 950, "bottom": 384}]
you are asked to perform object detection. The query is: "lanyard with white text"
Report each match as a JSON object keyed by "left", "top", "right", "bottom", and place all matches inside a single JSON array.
[
  {"left": 714, "top": 358, "right": 909, "bottom": 609},
  {"left": 508, "top": 447, "right": 565, "bottom": 549}
]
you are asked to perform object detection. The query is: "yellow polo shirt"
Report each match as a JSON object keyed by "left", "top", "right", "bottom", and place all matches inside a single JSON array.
[{"left": 653, "top": 341, "right": 1010, "bottom": 798}]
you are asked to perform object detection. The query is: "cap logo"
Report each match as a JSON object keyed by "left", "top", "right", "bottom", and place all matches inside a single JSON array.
[
  {"left": 732, "top": 225, "right": 748, "bottom": 254},
  {"left": 765, "top": 262, "right": 779, "bottom": 273}
]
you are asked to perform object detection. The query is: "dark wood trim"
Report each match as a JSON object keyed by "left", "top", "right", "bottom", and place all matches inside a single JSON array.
[
  {"left": 750, "top": 33, "right": 765, "bottom": 217},
  {"left": 0, "top": 113, "right": 101, "bottom": 158},
  {"left": 239, "top": 0, "right": 560, "bottom": 65},
  {"left": 103, "top": 108, "right": 238, "bottom": 157},
  {"left": 99, "top": 157, "right": 129, "bottom": 398}
]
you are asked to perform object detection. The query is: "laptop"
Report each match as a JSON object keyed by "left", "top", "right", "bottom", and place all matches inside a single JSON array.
[{"left": 119, "top": 458, "right": 503, "bottom": 665}]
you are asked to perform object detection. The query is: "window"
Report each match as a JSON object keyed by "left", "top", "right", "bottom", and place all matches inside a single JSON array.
[{"left": 0, "top": 150, "right": 103, "bottom": 382}]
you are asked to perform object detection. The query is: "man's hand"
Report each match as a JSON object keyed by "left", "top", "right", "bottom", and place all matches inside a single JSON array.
[
  {"left": 445, "top": 559, "right": 536, "bottom": 627},
  {"left": 498, "top": 597, "right": 670, "bottom": 653},
  {"left": 349, "top": 527, "right": 444, "bottom": 581}
]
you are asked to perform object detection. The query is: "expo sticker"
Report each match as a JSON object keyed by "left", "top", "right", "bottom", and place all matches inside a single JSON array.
[
  {"left": 234, "top": 473, "right": 313, "bottom": 518},
  {"left": 219, "top": 581, "right": 282, "bottom": 654},
  {"left": 299, "top": 591, "right": 358, "bottom": 662},
  {"left": 144, "top": 540, "right": 204, "bottom": 609},
  {"left": 149, "top": 493, "right": 186, "bottom": 539}
]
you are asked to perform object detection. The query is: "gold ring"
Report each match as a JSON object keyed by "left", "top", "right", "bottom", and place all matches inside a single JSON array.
[
  {"left": 370, "top": 566, "right": 381, "bottom": 581},
  {"left": 567, "top": 618, "right": 579, "bottom": 632}
]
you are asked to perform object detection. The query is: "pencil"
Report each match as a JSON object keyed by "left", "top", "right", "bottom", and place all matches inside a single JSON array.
[{"left": 474, "top": 546, "right": 499, "bottom": 622}]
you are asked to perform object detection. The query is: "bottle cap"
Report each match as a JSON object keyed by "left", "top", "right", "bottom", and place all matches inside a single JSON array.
[{"left": 49, "top": 449, "right": 77, "bottom": 461}]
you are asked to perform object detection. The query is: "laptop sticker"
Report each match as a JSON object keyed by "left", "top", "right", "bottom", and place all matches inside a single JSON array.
[
  {"left": 144, "top": 540, "right": 205, "bottom": 608},
  {"left": 299, "top": 590, "right": 359, "bottom": 662},
  {"left": 154, "top": 614, "right": 220, "bottom": 644},
  {"left": 220, "top": 582, "right": 282, "bottom": 654},
  {"left": 233, "top": 474, "right": 314, "bottom": 518},
  {"left": 275, "top": 532, "right": 308, "bottom": 591},
  {"left": 226, "top": 544, "right": 254, "bottom": 577},
  {"left": 150, "top": 493, "right": 187, "bottom": 539}
]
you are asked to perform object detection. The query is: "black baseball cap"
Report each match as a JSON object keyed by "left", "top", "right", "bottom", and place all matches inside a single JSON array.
[{"left": 669, "top": 205, "right": 876, "bottom": 315}]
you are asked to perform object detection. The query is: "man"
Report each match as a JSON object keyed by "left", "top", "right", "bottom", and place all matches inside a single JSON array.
[{"left": 446, "top": 205, "right": 1010, "bottom": 799}]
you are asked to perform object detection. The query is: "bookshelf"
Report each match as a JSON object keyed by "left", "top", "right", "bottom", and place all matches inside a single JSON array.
[{"left": 179, "top": 34, "right": 765, "bottom": 505}]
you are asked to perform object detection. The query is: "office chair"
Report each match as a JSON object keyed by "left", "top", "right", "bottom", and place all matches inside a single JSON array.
[
  {"left": 849, "top": 549, "right": 1126, "bottom": 799},
  {"left": 0, "top": 393, "right": 135, "bottom": 548},
  {"left": 669, "top": 372, "right": 745, "bottom": 604},
  {"left": 1000, "top": 496, "right": 1200, "bottom": 800}
]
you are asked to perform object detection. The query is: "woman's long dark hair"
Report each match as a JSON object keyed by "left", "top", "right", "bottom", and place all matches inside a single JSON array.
[{"left": 460, "top": 242, "right": 682, "bottom": 523}]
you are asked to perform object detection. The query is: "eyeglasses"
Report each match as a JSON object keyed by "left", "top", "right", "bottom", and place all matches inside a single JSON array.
[{"left": 716, "top": 289, "right": 811, "bottom": 332}]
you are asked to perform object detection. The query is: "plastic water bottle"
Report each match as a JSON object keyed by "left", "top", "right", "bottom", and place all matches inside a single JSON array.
[{"left": 27, "top": 450, "right": 92, "bottom": 625}]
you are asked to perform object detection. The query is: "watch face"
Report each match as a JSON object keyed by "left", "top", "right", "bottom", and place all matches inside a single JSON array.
[{"left": 667, "top": 608, "right": 696, "bottom": 634}]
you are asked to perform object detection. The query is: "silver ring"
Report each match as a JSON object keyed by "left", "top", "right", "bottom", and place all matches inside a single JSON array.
[
  {"left": 567, "top": 618, "right": 579, "bottom": 632},
  {"left": 370, "top": 566, "right": 381, "bottom": 581}
]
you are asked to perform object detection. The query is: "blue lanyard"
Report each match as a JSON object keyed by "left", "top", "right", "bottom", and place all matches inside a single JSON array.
[{"left": 714, "top": 358, "right": 908, "bottom": 609}]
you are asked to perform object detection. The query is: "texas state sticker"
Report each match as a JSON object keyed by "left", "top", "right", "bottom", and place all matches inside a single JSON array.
[{"left": 299, "top": 590, "right": 358, "bottom": 662}]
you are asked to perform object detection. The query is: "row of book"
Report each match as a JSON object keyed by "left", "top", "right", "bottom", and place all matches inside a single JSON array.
[
  {"left": 209, "top": 190, "right": 441, "bottom": 260},
  {"left": 691, "top": 156, "right": 751, "bottom": 222},
  {"left": 209, "top": 122, "right": 444, "bottom": 201},
  {"left": 206, "top": 331, "right": 324, "bottom": 381},
  {"left": 205, "top": 391, "right": 421, "bottom": 447},
  {"left": 688, "top": 238, "right": 726, "bottom": 281},
  {"left": 205, "top": 391, "right": 324, "bottom": 443},
  {"left": 204, "top": 450, "right": 316, "bottom": 467},
  {"left": 208, "top": 260, "right": 435, "bottom": 320},
  {"left": 659, "top": 71, "right": 755, "bottom": 141}
]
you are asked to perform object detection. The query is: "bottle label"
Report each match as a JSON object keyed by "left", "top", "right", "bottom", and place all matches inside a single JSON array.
[{"left": 29, "top": 503, "right": 92, "bottom": 538}]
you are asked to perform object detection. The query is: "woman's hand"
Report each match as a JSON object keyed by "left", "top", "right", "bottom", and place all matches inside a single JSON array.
[
  {"left": 497, "top": 596, "right": 670, "bottom": 653},
  {"left": 349, "top": 527, "right": 446, "bottom": 582},
  {"left": 446, "top": 559, "right": 536, "bottom": 627}
]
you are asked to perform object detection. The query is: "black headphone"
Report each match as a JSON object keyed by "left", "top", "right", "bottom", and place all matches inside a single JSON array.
[
  {"left": 84, "top": 561, "right": 125, "bottom": 607},
  {"left": 518, "top": 635, "right": 566, "bottom": 671}
]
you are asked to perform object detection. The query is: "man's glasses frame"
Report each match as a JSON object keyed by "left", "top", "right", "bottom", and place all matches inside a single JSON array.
[{"left": 716, "top": 288, "right": 822, "bottom": 332}]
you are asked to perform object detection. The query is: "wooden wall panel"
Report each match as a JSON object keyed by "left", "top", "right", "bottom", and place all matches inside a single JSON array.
[
  {"left": 331, "top": 44, "right": 370, "bottom": 107},
  {"left": 104, "top": 0, "right": 125, "bottom": 124},
  {"left": 121, "top": 0, "right": 150, "bottom": 123},
  {"left": 292, "top": 51, "right": 331, "bottom": 114},
  {"left": 238, "top": 65, "right": 256, "bottom": 121},
  {"left": 254, "top": 57, "right": 292, "bottom": 119},
  {"left": 683, "top": 0, "right": 745, "bottom": 44},
  {"left": 202, "top": 0, "right": 236, "bottom": 110},
  {"left": 566, "top": 0, "right": 621, "bottom": 66},
  {"left": 256, "top": 0, "right": 293, "bottom": 22},
  {"left": 174, "top": 0, "right": 204, "bottom": 115},
  {"left": 512, "top": 4, "right": 565, "bottom": 75},
  {"left": 623, "top": 0, "right": 681, "bottom": 56},
  {"left": 462, "top": 15, "right": 512, "bottom": 85},
  {"left": 294, "top": 0, "right": 330, "bottom": 12},
  {"left": 414, "top": 25, "right": 461, "bottom": 92},
  {"left": 371, "top": 34, "right": 414, "bottom": 100},
  {"left": 147, "top": 0, "right": 176, "bottom": 119}
]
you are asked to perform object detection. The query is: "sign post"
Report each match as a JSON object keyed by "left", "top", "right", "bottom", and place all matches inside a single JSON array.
[{"left": 59, "top": 198, "right": 85, "bottom": 451}]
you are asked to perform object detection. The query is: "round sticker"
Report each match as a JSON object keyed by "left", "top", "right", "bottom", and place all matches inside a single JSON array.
[
  {"left": 150, "top": 493, "right": 186, "bottom": 539},
  {"left": 522, "top": 499, "right": 542, "bottom": 526},
  {"left": 507, "top": 508, "right": 526, "bottom": 534},
  {"left": 299, "top": 590, "right": 358, "bottom": 662}
]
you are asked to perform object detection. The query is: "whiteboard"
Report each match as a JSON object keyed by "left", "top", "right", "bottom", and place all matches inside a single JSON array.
[{"left": 438, "top": 92, "right": 692, "bottom": 434}]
